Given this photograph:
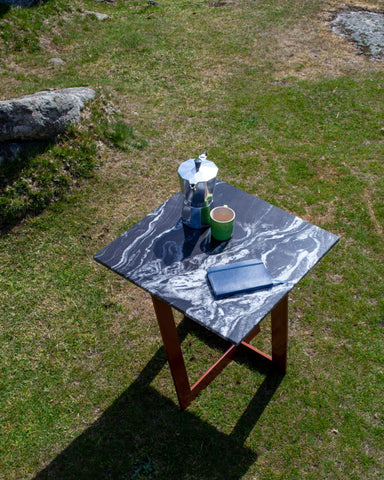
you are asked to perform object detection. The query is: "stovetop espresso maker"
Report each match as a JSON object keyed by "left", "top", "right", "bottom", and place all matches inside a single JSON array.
[{"left": 178, "top": 151, "right": 218, "bottom": 229}]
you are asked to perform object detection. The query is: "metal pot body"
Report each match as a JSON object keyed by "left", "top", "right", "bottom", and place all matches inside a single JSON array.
[{"left": 178, "top": 152, "right": 218, "bottom": 229}]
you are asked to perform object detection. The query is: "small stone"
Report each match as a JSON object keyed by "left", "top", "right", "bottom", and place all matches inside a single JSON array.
[
  {"left": 48, "top": 57, "right": 65, "bottom": 65},
  {"left": 84, "top": 10, "right": 109, "bottom": 21}
]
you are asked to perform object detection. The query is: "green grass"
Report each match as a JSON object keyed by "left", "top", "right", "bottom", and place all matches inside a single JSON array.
[{"left": 1, "top": 0, "right": 384, "bottom": 479}]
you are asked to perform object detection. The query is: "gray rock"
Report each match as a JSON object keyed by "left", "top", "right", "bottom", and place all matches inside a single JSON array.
[
  {"left": 48, "top": 57, "right": 65, "bottom": 65},
  {"left": 84, "top": 10, "right": 109, "bottom": 20},
  {"left": 0, "top": 87, "right": 96, "bottom": 141},
  {"left": 331, "top": 9, "right": 384, "bottom": 60},
  {"left": 0, "top": 0, "right": 40, "bottom": 7}
]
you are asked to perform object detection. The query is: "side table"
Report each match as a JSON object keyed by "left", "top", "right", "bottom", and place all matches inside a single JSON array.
[{"left": 95, "top": 182, "right": 339, "bottom": 409}]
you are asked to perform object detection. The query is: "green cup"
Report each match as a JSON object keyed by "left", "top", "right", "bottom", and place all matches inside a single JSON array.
[{"left": 210, "top": 205, "right": 235, "bottom": 241}]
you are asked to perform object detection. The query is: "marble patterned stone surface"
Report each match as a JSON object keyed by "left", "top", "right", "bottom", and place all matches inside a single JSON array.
[{"left": 95, "top": 182, "right": 339, "bottom": 345}]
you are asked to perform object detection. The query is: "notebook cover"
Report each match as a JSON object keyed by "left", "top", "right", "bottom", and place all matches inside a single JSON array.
[{"left": 207, "top": 259, "right": 274, "bottom": 299}]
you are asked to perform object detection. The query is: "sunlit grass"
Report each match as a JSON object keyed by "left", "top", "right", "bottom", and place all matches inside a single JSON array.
[{"left": 0, "top": 0, "right": 383, "bottom": 479}]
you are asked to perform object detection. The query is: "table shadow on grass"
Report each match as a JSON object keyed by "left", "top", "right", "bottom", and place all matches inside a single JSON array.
[{"left": 34, "top": 318, "right": 283, "bottom": 480}]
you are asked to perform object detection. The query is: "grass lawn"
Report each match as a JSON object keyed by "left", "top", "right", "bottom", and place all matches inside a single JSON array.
[{"left": 1, "top": 0, "right": 383, "bottom": 478}]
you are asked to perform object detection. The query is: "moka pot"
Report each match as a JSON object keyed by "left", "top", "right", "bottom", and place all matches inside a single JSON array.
[{"left": 177, "top": 151, "right": 218, "bottom": 229}]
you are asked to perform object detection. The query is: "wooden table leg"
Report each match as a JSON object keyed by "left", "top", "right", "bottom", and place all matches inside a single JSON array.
[
  {"left": 151, "top": 295, "right": 250, "bottom": 409},
  {"left": 271, "top": 294, "right": 288, "bottom": 373},
  {"left": 151, "top": 296, "right": 192, "bottom": 410},
  {"left": 151, "top": 296, "right": 260, "bottom": 409}
]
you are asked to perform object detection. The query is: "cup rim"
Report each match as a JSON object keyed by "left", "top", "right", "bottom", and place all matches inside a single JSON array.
[{"left": 210, "top": 205, "right": 235, "bottom": 223}]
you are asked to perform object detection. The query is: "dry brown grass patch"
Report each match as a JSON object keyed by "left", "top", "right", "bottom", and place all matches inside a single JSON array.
[{"left": 271, "top": 2, "right": 384, "bottom": 80}]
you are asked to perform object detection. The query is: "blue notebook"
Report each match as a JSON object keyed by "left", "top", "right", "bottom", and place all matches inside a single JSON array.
[{"left": 207, "top": 258, "right": 282, "bottom": 299}]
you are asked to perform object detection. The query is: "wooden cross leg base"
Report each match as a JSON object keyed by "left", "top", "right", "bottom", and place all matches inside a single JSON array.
[{"left": 151, "top": 295, "right": 288, "bottom": 410}]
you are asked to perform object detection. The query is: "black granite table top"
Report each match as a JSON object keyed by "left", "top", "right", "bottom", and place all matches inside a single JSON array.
[{"left": 94, "top": 182, "right": 339, "bottom": 345}]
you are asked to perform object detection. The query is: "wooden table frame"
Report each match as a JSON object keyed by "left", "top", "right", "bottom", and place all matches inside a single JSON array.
[{"left": 151, "top": 294, "right": 288, "bottom": 410}]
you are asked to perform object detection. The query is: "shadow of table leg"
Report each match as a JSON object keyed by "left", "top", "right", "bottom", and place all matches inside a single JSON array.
[{"left": 229, "top": 369, "right": 285, "bottom": 444}]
